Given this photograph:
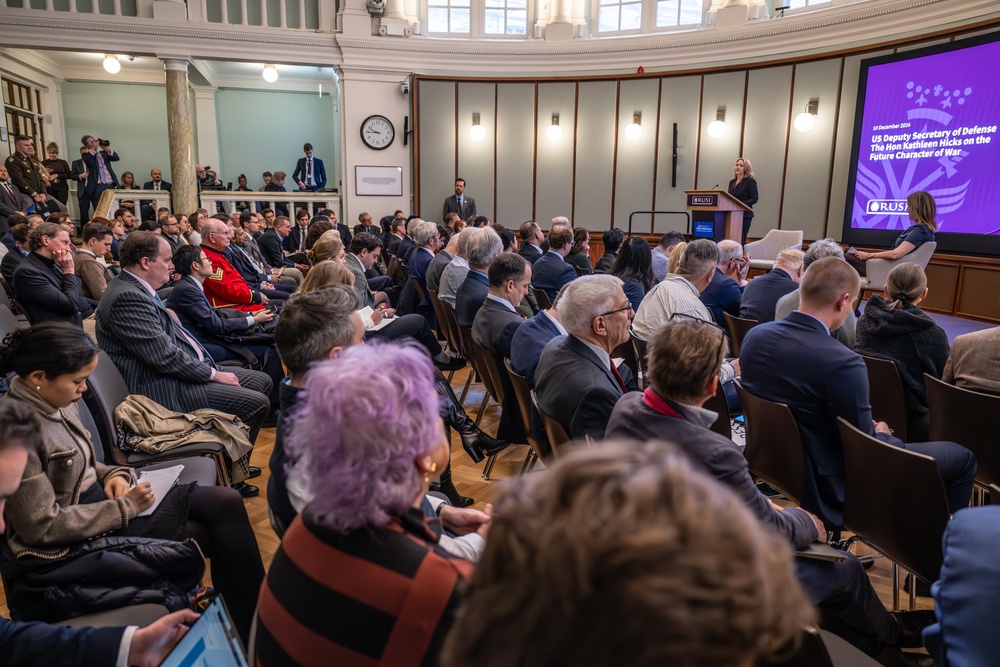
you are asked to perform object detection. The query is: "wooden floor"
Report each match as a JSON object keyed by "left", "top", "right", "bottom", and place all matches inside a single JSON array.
[{"left": 0, "top": 364, "right": 933, "bottom": 633}]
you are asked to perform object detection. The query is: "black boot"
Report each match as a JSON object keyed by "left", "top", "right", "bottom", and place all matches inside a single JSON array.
[
  {"left": 437, "top": 380, "right": 510, "bottom": 463},
  {"left": 437, "top": 461, "right": 474, "bottom": 508}
]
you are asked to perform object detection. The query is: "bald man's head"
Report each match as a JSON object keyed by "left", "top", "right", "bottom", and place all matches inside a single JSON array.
[{"left": 799, "top": 257, "right": 860, "bottom": 309}]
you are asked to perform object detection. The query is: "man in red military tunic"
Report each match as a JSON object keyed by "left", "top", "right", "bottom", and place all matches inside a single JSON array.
[{"left": 200, "top": 218, "right": 267, "bottom": 313}]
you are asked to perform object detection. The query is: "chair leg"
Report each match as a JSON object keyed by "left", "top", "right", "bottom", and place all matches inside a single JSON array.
[
  {"left": 446, "top": 369, "right": 455, "bottom": 383},
  {"left": 474, "top": 393, "right": 489, "bottom": 427},
  {"left": 482, "top": 453, "right": 498, "bottom": 480},
  {"left": 907, "top": 572, "right": 917, "bottom": 611},
  {"left": 458, "top": 371, "right": 474, "bottom": 405},
  {"left": 892, "top": 561, "right": 900, "bottom": 611},
  {"left": 518, "top": 449, "right": 535, "bottom": 476}
]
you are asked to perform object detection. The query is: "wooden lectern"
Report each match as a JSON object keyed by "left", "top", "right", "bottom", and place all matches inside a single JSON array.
[{"left": 684, "top": 190, "right": 751, "bottom": 242}]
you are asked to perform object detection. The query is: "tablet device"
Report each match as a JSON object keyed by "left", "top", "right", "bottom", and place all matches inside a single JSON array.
[{"left": 159, "top": 595, "right": 249, "bottom": 667}]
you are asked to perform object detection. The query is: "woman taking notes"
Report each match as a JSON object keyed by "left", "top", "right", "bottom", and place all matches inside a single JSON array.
[{"left": 729, "top": 157, "right": 758, "bottom": 245}]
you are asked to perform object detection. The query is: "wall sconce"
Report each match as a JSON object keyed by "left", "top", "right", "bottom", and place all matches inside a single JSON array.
[
  {"left": 262, "top": 64, "right": 278, "bottom": 83},
  {"left": 546, "top": 113, "right": 562, "bottom": 141},
  {"left": 794, "top": 99, "right": 819, "bottom": 132},
  {"left": 470, "top": 112, "right": 486, "bottom": 141},
  {"left": 103, "top": 55, "right": 121, "bottom": 74},
  {"left": 707, "top": 107, "right": 726, "bottom": 138},
  {"left": 624, "top": 112, "right": 642, "bottom": 141}
]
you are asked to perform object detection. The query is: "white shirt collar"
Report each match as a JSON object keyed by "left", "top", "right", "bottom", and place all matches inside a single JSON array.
[
  {"left": 124, "top": 270, "right": 158, "bottom": 297},
  {"left": 541, "top": 309, "right": 567, "bottom": 335},
  {"left": 576, "top": 335, "right": 611, "bottom": 369},
  {"left": 486, "top": 293, "right": 517, "bottom": 312}
]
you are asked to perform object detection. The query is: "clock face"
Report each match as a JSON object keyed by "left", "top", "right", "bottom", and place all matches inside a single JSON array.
[{"left": 361, "top": 115, "right": 394, "bottom": 150}]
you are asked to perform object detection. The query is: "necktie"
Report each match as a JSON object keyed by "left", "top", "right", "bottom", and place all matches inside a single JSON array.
[
  {"left": 298, "top": 226, "right": 306, "bottom": 253},
  {"left": 3, "top": 182, "right": 13, "bottom": 202},
  {"left": 154, "top": 293, "right": 207, "bottom": 362},
  {"left": 154, "top": 182, "right": 160, "bottom": 191},
  {"left": 458, "top": 195, "right": 463, "bottom": 210},
  {"left": 307, "top": 159, "right": 313, "bottom": 186},
  {"left": 97, "top": 155, "right": 112, "bottom": 185},
  {"left": 609, "top": 359, "right": 627, "bottom": 393}
]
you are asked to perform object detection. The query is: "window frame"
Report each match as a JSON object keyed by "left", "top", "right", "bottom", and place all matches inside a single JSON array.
[
  {"left": 423, "top": 0, "right": 533, "bottom": 39},
  {"left": 592, "top": 0, "right": 707, "bottom": 37},
  {"left": 2, "top": 78, "right": 45, "bottom": 156}
]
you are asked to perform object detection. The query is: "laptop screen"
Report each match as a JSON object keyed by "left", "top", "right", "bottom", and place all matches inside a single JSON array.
[{"left": 160, "top": 596, "right": 249, "bottom": 667}]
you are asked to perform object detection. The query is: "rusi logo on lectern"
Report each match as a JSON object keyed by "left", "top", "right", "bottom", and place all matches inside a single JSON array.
[{"left": 688, "top": 194, "right": 718, "bottom": 206}]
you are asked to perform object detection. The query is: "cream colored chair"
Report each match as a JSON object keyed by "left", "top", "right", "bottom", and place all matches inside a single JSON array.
[
  {"left": 744, "top": 229, "right": 804, "bottom": 271},
  {"left": 862, "top": 241, "right": 936, "bottom": 292}
]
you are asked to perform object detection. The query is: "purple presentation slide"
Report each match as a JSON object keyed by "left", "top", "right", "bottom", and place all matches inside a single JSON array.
[{"left": 849, "top": 38, "right": 1000, "bottom": 235}]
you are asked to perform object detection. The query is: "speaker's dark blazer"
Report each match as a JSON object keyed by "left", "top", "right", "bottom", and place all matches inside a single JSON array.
[
  {"left": 455, "top": 269, "right": 490, "bottom": 329},
  {"left": 728, "top": 176, "right": 758, "bottom": 222},
  {"left": 534, "top": 334, "right": 632, "bottom": 439},
  {"left": 739, "top": 310, "right": 902, "bottom": 528},
  {"left": 258, "top": 228, "right": 295, "bottom": 268},
  {"left": 12, "top": 252, "right": 91, "bottom": 325},
  {"left": 531, "top": 251, "right": 576, "bottom": 302},
  {"left": 739, "top": 267, "right": 798, "bottom": 323},
  {"left": 517, "top": 244, "right": 543, "bottom": 265},
  {"left": 442, "top": 194, "right": 476, "bottom": 220},
  {"left": 473, "top": 298, "right": 527, "bottom": 442},
  {"left": 96, "top": 271, "right": 218, "bottom": 414}
]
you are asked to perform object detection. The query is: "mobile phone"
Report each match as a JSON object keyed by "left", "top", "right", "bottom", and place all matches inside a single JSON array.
[{"left": 266, "top": 305, "right": 277, "bottom": 314}]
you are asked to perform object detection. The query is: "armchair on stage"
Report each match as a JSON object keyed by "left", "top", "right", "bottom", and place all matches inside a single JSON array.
[
  {"left": 745, "top": 229, "right": 804, "bottom": 271},
  {"left": 684, "top": 190, "right": 750, "bottom": 243},
  {"left": 860, "top": 241, "right": 937, "bottom": 293}
]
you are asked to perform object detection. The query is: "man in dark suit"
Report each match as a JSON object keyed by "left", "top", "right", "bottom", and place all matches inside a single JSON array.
[
  {"left": 140, "top": 167, "right": 172, "bottom": 221},
  {"left": 739, "top": 248, "right": 804, "bottom": 322},
  {"left": 12, "top": 222, "right": 93, "bottom": 325},
  {"left": 473, "top": 253, "right": 530, "bottom": 442},
  {"left": 531, "top": 224, "right": 576, "bottom": 302},
  {"left": 353, "top": 211, "right": 379, "bottom": 237},
  {"left": 167, "top": 244, "right": 282, "bottom": 411},
  {"left": 426, "top": 231, "right": 456, "bottom": 294},
  {"left": 517, "top": 221, "right": 544, "bottom": 265},
  {"left": 318, "top": 208, "right": 352, "bottom": 249},
  {"left": 510, "top": 294, "right": 566, "bottom": 388},
  {"left": 96, "top": 232, "right": 272, "bottom": 493},
  {"left": 0, "top": 223, "right": 30, "bottom": 284},
  {"left": 594, "top": 228, "right": 625, "bottom": 274},
  {"left": 700, "top": 239, "right": 749, "bottom": 327},
  {"left": 0, "top": 166, "right": 24, "bottom": 218},
  {"left": 606, "top": 317, "right": 936, "bottom": 666},
  {"left": 258, "top": 216, "right": 308, "bottom": 275},
  {"left": 455, "top": 227, "right": 503, "bottom": 328},
  {"left": 292, "top": 143, "right": 326, "bottom": 192},
  {"left": 80, "top": 135, "right": 120, "bottom": 212},
  {"left": 386, "top": 218, "right": 407, "bottom": 257},
  {"left": 442, "top": 177, "right": 476, "bottom": 220},
  {"left": 740, "top": 257, "right": 976, "bottom": 530},
  {"left": 535, "top": 275, "right": 637, "bottom": 439},
  {"left": 398, "top": 220, "right": 439, "bottom": 315},
  {"left": 68, "top": 148, "right": 90, "bottom": 222}
]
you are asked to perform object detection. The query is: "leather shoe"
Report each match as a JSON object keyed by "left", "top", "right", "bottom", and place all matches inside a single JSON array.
[
  {"left": 263, "top": 410, "right": 280, "bottom": 429},
  {"left": 247, "top": 466, "right": 262, "bottom": 479},
  {"left": 434, "top": 355, "right": 466, "bottom": 372},
  {"left": 873, "top": 646, "right": 935, "bottom": 667},
  {"left": 232, "top": 482, "right": 260, "bottom": 498},
  {"left": 894, "top": 610, "right": 937, "bottom": 649}
]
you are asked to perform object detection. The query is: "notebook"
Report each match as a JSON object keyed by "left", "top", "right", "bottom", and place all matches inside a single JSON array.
[
  {"left": 160, "top": 595, "right": 249, "bottom": 667},
  {"left": 136, "top": 464, "right": 184, "bottom": 517}
]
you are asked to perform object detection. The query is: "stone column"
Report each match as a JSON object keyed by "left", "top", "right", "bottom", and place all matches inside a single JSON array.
[{"left": 161, "top": 58, "right": 196, "bottom": 215}]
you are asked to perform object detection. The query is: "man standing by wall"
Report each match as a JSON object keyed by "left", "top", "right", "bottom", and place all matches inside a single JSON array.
[
  {"left": 443, "top": 177, "right": 476, "bottom": 220},
  {"left": 292, "top": 143, "right": 326, "bottom": 192},
  {"left": 5, "top": 135, "right": 51, "bottom": 214},
  {"left": 80, "top": 135, "right": 119, "bottom": 215}
]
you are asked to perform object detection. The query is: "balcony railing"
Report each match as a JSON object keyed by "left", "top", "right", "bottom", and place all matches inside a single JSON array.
[{"left": 200, "top": 190, "right": 340, "bottom": 218}]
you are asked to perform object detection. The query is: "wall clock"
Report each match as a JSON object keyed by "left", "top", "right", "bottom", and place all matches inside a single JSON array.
[{"left": 361, "top": 115, "right": 394, "bottom": 150}]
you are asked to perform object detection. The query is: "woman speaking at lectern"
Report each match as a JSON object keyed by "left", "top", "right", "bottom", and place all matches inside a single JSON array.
[{"left": 728, "top": 157, "right": 758, "bottom": 245}]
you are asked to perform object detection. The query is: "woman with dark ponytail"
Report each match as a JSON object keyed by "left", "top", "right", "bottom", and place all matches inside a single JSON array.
[
  {"left": 0, "top": 322, "right": 264, "bottom": 641},
  {"left": 854, "top": 263, "right": 950, "bottom": 442}
]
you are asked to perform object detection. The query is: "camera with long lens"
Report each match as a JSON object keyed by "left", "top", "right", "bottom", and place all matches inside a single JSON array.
[{"left": 95, "top": 138, "right": 111, "bottom": 147}]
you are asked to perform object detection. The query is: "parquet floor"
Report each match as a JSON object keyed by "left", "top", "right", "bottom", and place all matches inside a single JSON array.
[{"left": 0, "top": 364, "right": 933, "bottom": 632}]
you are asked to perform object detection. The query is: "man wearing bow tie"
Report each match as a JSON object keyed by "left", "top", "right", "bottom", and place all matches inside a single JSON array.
[{"left": 443, "top": 177, "right": 476, "bottom": 221}]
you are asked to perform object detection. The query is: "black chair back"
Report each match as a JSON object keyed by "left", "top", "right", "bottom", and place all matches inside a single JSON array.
[
  {"left": 427, "top": 289, "right": 458, "bottom": 355},
  {"left": 532, "top": 287, "right": 552, "bottom": 310},
  {"left": 703, "top": 380, "right": 732, "bottom": 440},
  {"left": 925, "top": 373, "right": 1000, "bottom": 489},
  {"left": 838, "top": 417, "right": 949, "bottom": 584},
  {"left": 505, "top": 359, "right": 551, "bottom": 461},
  {"left": 0, "top": 302, "right": 22, "bottom": 341},
  {"left": 77, "top": 399, "right": 108, "bottom": 464},
  {"left": 84, "top": 351, "right": 134, "bottom": 467},
  {"left": 734, "top": 380, "right": 804, "bottom": 505},
  {"left": 859, "top": 354, "right": 908, "bottom": 443},
  {"left": 723, "top": 312, "right": 759, "bottom": 357},
  {"left": 629, "top": 328, "right": 648, "bottom": 388}
]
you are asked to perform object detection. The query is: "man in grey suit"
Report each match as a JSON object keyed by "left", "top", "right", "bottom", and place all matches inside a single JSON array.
[
  {"left": 442, "top": 177, "right": 476, "bottom": 220},
  {"left": 96, "top": 231, "right": 272, "bottom": 497}
]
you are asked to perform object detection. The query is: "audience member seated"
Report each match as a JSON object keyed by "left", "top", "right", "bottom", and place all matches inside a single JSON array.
[
  {"left": 594, "top": 227, "right": 624, "bottom": 274},
  {"left": 632, "top": 238, "right": 719, "bottom": 339},
  {"left": 257, "top": 215, "right": 308, "bottom": 275},
  {"left": 738, "top": 248, "right": 804, "bottom": 322},
  {"left": 923, "top": 506, "right": 1000, "bottom": 667},
  {"left": 439, "top": 227, "right": 476, "bottom": 307},
  {"left": 855, "top": 263, "right": 949, "bottom": 442},
  {"left": 96, "top": 232, "right": 273, "bottom": 455},
  {"left": 847, "top": 190, "right": 937, "bottom": 275},
  {"left": 0, "top": 222, "right": 30, "bottom": 284},
  {"left": 270, "top": 287, "right": 491, "bottom": 538},
  {"left": 224, "top": 220, "right": 293, "bottom": 302},
  {"left": 441, "top": 440, "right": 813, "bottom": 667},
  {"left": 565, "top": 228, "right": 594, "bottom": 275},
  {"left": 386, "top": 216, "right": 408, "bottom": 257},
  {"left": 0, "top": 323, "right": 264, "bottom": 641},
  {"left": 473, "top": 253, "right": 530, "bottom": 442},
  {"left": 535, "top": 275, "right": 637, "bottom": 439},
  {"left": 700, "top": 239, "right": 749, "bottom": 327},
  {"left": 282, "top": 208, "right": 311, "bottom": 259},
  {"left": 609, "top": 235, "right": 654, "bottom": 313},
  {"left": 156, "top": 213, "right": 185, "bottom": 254},
  {"left": 943, "top": 310, "right": 1000, "bottom": 396},
  {"left": 109, "top": 218, "right": 126, "bottom": 261},
  {"left": 531, "top": 224, "right": 576, "bottom": 302},
  {"left": 650, "top": 230, "right": 684, "bottom": 283},
  {"left": 256, "top": 342, "right": 476, "bottom": 666},
  {"left": 353, "top": 211, "right": 378, "bottom": 237},
  {"left": 427, "top": 227, "right": 458, "bottom": 293},
  {"left": 510, "top": 284, "right": 569, "bottom": 388},
  {"left": 399, "top": 220, "right": 441, "bottom": 315},
  {"left": 343, "top": 232, "right": 393, "bottom": 308},
  {"left": 456, "top": 227, "right": 503, "bottom": 328},
  {"left": 517, "top": 221, "right": 545, "bottom": 265},
  {"left": 303, "top": 215, "right": 334, "bottom": 252},
  {"left": 199, "top": 219, "right": 268, "bottom": 313},
  {"left": 740, "top": 257, "right": 975, "bottom": 530},
  {"left": 13, "top": 222, "right": 92, "bottom": 325},
  {"left": 606, "top": 318, "right": 937, "bottom": 665},
  {"left": 321, "top": 209, "right": 353, "bottom": 249},
  {"left": 0, "top": 401, "right": 200, "bottom": 666},
  {"left": 235, "top": 212, "right": 302, "bottom": 286},
  {"left": 74, "top": 222, "right": 114, "bottom": 301},
  {"left": 1, "top": 213, "right": 30, "bottom": 251},
  {"left": 167, "top": 244, "right": 282, "bottom": 413},
  {"left": 398, "top": 218, "right": 420, "bottom": 262},
  {"left": 775, "top": 238, "right": 857, "bottom": 348}
]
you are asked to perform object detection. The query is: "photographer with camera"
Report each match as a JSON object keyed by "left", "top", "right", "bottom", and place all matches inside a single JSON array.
[{"left": 80, "top": 134, "right": 120, "bottom": 214}]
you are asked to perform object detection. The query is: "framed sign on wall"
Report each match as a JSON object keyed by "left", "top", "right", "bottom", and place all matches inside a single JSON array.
[{"left": 355, "top": 165, "right": 403, "bottom": 196}]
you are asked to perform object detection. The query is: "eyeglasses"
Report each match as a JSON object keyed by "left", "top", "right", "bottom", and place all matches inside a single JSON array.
[
  {"left": 669, "top": 312, "right": 729, "bottom": 358},
  {"left": 600, "top": 304, "right": 634, "bottom": 317}
]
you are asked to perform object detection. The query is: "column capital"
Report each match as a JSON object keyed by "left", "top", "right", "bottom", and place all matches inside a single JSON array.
[{"left": 159, "top": 57, "right": 191, "bottom": 72}]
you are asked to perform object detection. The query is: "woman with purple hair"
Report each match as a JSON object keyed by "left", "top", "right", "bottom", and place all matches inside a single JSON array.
[{"left": 256, "top": 341, "right": 475, "bottom": 667}]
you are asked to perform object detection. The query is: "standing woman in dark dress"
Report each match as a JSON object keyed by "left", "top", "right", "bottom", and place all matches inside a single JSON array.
[
  {"left": 41, "top": 142, "right": 71, "bottom": 206},
  {"left": 729, "top": 157, "right": 758, "bottom": 246}
]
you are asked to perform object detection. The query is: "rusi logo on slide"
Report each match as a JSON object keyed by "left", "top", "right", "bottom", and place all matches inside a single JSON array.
[{"left": 866, "top": 200, "right": 908, "bottom": 215}]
